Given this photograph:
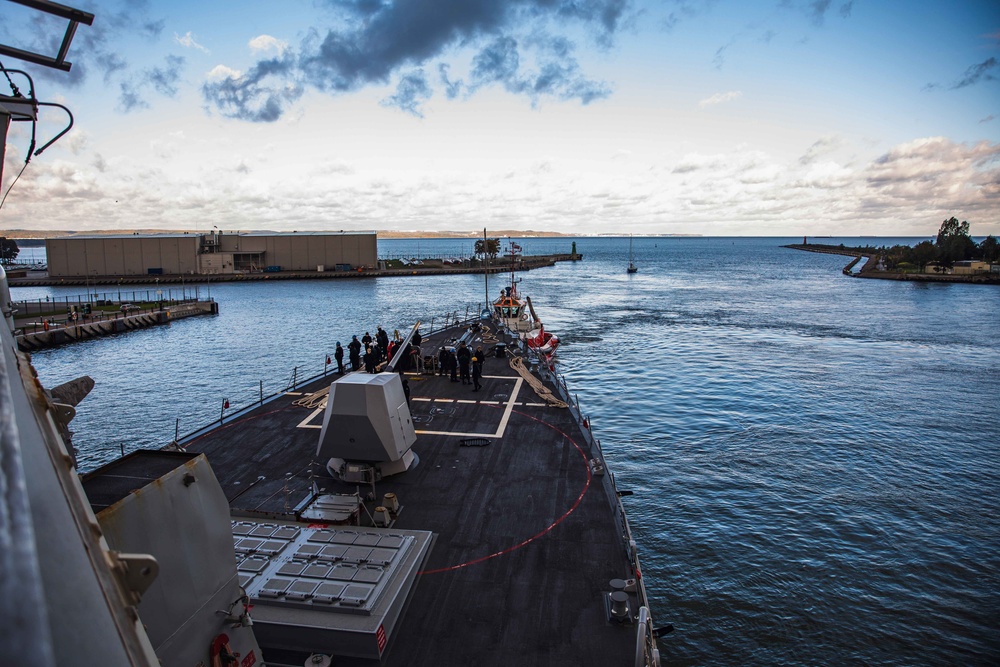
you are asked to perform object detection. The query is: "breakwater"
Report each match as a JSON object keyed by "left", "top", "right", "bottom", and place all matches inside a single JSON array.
[
  {"left": 782, "top": 242, "right": 874, "bottom": 257},
  {"left": 783, "top": 243, "right": 1000, "bottom": 284}
]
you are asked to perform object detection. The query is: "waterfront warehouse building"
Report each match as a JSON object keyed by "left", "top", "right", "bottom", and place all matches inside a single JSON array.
[{"left": 45, "top": 231, "right": 377, "bottom": 277}]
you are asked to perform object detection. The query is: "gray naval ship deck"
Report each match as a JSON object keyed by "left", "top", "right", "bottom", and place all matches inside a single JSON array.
[{"left": 175, "top": 321, "right": 659, "bottom": 666}]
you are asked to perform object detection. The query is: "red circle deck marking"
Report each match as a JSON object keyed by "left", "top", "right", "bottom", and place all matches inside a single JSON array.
[
  {"left": 418, "top": 408, "right": 593, "bottom": 575},
  {"left": 186, "top": 396, "right": 592, "bottom": 575}
]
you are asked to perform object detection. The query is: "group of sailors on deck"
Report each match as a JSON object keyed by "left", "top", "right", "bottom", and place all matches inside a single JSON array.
[
  {"left": 438, "top": 340, "right": 485, "bottom": 391},
  {"left": 334, "top": 325, "right": 424, "bottom": 375}
]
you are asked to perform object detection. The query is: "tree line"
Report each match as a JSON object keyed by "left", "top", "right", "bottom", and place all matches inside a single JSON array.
[{"left": 880, "top": 218, "right": 998, "bottom": 272}]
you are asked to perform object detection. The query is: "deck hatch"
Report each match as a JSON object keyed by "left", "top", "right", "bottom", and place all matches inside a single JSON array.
[
  {"left": 329, "top": 563, "right": 358, "bottom": 580},
  {"left": 250, "top": 524, "right": 278, "bottom": 537},
  {"left": 320, "top": 544, "right": 349, "bottom": 559},
  {"left": 295, "top": 544, "right": 322, "bottom": 558},
  {"left": 277, "top": 561, "right": 307, "bottom": 577},
  {"left": 343, "top": 546, "right": 373, "bottom": 563},
  {"left": 303, "top": 563, "right": 332, "bottom": 578}
]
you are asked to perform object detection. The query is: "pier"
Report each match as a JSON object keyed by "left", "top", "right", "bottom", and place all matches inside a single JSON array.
[
  {"left": 13, "top": 288, "right": 218, "bottom": 351},
  {"left": 7, "top": 252, "right": 582, "bottom": 288}
]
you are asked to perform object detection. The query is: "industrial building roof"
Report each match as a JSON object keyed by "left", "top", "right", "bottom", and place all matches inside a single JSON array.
[{"left": 51, "top": 231, "right": 377, "bottom": 241}]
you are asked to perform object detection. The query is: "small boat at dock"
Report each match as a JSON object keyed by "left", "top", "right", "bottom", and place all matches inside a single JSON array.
[{"left": 492, "top": 241, "right": 560, "bottom": 356}]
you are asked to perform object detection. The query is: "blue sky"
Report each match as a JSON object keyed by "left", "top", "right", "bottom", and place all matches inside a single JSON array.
[{"left": 1, "top": 0, "right": 997, "bottom": 236}]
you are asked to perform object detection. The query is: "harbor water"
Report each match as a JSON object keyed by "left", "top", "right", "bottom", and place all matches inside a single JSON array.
[{"left": 14, "top": 237, "right": 1000, "bottom": 665}]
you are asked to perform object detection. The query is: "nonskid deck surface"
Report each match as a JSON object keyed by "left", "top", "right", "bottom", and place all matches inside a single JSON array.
[{"left": 184, "top": 324, "right": 641, "bottom": 666}]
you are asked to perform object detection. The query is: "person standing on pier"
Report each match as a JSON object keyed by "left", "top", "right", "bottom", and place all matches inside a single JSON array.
[
  {"left": 334, "top": 342, "right": 345, "bottom": 374},
  {"left": 349, "top": 335, "right": 362, "bottom": 371},
  {"left": 457, "top": 341, "right": 472, "bottom": 385}
]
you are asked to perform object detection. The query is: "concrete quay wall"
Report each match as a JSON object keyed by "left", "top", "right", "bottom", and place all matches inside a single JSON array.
[
  {"left": 15, "top": 301, "right": 218, "bottom": 351},
  {"left": 8, "top": 253, "right": 582, "bottom": 287}
]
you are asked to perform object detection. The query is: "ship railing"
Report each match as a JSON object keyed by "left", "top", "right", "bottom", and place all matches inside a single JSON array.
[
  {"left": 533, "top": 358, "right": 661, "bottom": 667},
  {"left": 635, "top": 606, "right": 661, "bottom": 667},
  {"left": 422, "top": 304, "right": 484, "bottom": 339},
  {"left": 171, "top": 304, "right": 485, "bottom": 446},
  {"left": 0, "top": 267, "right": 56, "bottom": 659}
]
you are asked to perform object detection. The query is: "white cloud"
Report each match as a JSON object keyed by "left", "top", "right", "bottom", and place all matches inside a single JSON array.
[
  {"left": 248, "top": 35, "right": 288, "bottom": 54},
  {"left": 175, "top": 31, "right": 209, "bottom": 53},
  {"left": 206, "top": 65, "right": 242, "bottom": 82},
  {"left": 860, "top": 137, "right": 1000, "bottom": 217},
  {"left": 698, "top": 91, "right": 743, "bottom": 108}
]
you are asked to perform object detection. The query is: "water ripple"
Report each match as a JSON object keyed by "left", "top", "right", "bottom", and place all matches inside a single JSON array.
[{"left": 16, "top": 238, "right": 1000, "bottom": 665}]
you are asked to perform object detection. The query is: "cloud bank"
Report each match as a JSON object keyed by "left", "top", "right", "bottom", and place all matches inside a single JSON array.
[{"left": 6, "top": 134, "right": 997, "bottom": 236}]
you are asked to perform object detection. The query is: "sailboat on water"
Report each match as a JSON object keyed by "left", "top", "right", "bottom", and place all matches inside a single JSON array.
[{"left": 627, "top": 235, "right": 638, "bottom": 273}]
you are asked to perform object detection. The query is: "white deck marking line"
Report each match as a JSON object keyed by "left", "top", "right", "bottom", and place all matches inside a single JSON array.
[
  {"left": 297, "top": 406, "right": 325, "bottom": 429},
  {"left": 283, "top": 392, "right": 303, "bottom": 396},
  {"left": 412, "top": 397, "right": 432, "bottom": 402},
  {"left": 523, "top": 402, "right": 547, "bottom": 407},
  {"left": 436, "top": 399, "right": 455, "bottom": 403},
  {"left": 494, "top": 377, "right": 522, "bottom": 439},
  {"left": 456, "top": 399, "right": 477, "bottom": 404},
  {"left": 415, "top": 377, "right": 523, "bottom": 439}
]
